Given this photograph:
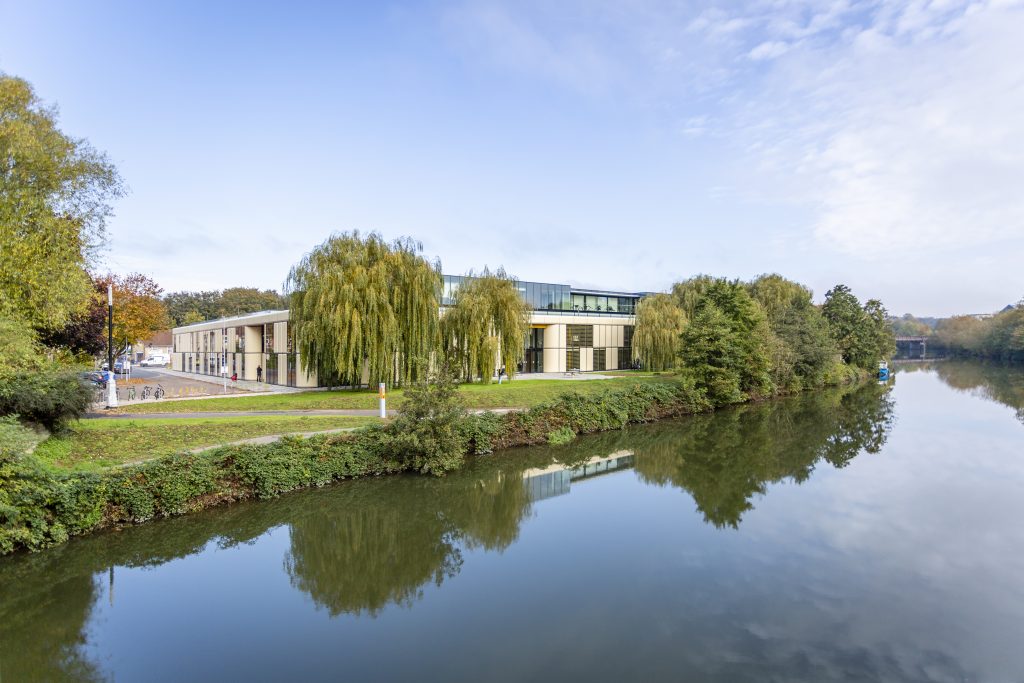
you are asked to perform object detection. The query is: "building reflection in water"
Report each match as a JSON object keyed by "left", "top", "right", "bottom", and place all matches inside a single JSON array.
[{"left": 522, "top": 451, "right": 636, "bottom": 502}]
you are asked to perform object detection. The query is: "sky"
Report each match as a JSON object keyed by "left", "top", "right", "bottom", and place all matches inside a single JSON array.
[{"left": 2, "top": 0, "right": 1022, "bottom": 317}]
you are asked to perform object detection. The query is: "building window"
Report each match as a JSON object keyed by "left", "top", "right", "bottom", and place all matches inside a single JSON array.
[
  {"left": 566, "top": 348, "right": 580, "bottom": 371},
  {"left": 623, "top": 325, "right": 634, "bottom": 348},
  {"left": 594, "top": 348, "right": 606, "bottom": 371},
  {"left": 567, "top": 325, "right": 592, "bottom": 347}
]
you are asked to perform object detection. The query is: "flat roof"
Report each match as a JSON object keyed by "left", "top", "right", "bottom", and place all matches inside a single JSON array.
[{"left": 172, "top": 309, "right": 289, "bottom": 334}]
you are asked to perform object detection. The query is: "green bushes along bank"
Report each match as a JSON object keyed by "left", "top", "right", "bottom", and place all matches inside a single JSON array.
[{"left": 0, "top": 377, "right": 721, "bottom": 555}]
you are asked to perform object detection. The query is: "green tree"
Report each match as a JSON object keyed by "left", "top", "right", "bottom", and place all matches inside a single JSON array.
[
  {"left": 747, "top": 273, "right": 813, "bottom": 324},
  {"left": 0, "top": 75, "right": 124, "bottom": 330},
  {"left": 632, "top": 293, "right": 685, "bottom": 371},
  {"left": 163, "top": 290, "right": 220, "bottom": 326},
  {"left": 0, "top": 315, "right": 91, "bottom": 430},
  {"left": 286, "top": 231, "right": 441, "bottom": 387},
  {"left": 748, "top": 274, "right": 835, "bottom": 389},
  {"left": 822, "top": 285, "right": 893, "bottom": 370},
  {"left": 35, "top": 290, "right": 107, "bottom": 357},
  {"left": 678, "top": 280, "right": 773, "bottom": 403},
  {"left": 441, "top": 268, "right": 530, "bottom": 383},
  {"left": 890, "top": 314, "right": 933, "bottom": 337},
  {"left": 217, "top": 287, "right": 286, "bottom": 318},
  {"left": 386, "top": 358, "right": 469, "bottom": 474},
  {"left": 670, "top": 274, "right": 719, "bottom": 319}
]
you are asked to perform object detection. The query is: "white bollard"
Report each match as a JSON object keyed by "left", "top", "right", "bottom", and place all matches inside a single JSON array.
[
  {"left": 106, "top": 375, "right": 119, "bottom": 409},
  {"left": 379, "top": 382, "right": 386, "bottom": 419}
]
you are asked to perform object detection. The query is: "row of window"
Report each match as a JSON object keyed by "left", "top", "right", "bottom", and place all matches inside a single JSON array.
[{"left": 442, "top": 274, "right": 639, "bottom": 314}]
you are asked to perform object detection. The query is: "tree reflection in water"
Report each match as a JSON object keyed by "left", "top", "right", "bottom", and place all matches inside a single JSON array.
[
  {"left": 926, "top": 360, "right": 1024, "bottom": 424},
  {"left": 629, "top": 382, "right": 894, "bottom": 527},
  {"left": 0, "top": 380, "right": 900, "bottom": 679}
]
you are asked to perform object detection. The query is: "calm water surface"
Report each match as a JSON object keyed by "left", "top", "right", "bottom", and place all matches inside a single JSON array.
[{"left": 2, "top": 361, "right": 1023, "bottom": 682}]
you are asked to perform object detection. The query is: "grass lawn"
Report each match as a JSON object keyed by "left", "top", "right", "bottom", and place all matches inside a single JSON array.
[
  {"left": 35, "top": 415, "right": 380, "bottom": 472},
  {"left": 112, "top": 375, "right": 681, "bottom": 414}
]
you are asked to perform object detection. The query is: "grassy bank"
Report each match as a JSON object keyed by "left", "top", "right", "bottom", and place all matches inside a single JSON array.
[
  {"left": 111, "top": 376, "right": 670, "bottom": 414},
  {"left": 33, "top": 415, "right": 380, "bottom": 473},
  {"left": 1, "top": 372, "right": 868, "bottom": 556}
]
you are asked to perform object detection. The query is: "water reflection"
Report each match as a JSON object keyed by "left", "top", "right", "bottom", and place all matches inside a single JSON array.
[
  {"left": 924, "top": 360, "right": 1024, "bottom": 423},
  {"left": 0, "top": 381, "right": 895, "bottom": 681}
]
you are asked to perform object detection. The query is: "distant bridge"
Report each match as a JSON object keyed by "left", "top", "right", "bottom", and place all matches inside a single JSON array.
[{"left": 895, "top": 336, "right": 930, "bottom": 358}]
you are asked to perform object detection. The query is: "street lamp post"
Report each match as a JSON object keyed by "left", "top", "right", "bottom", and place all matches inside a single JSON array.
[{"left": 106, "top": 284, "right": 118, "bottom": 408}]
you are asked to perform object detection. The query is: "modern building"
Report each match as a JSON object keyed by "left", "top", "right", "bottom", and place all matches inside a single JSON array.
[{"left": 171, "top": 276, "right": 643, "bottom": 387}]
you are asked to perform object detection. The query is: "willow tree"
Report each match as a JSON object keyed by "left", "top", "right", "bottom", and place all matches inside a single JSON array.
[
  {"left": 632, "top": 293, "right": 685, "bottom": 371},
  {"left": 286, "top": 232, "right": 441, "bottom": 387},
  {"left": 671, "top": 274, "right": 720, "bottom": 319},
  {"left": 442, "top": 268, "right": 530, "bottom": 383}
]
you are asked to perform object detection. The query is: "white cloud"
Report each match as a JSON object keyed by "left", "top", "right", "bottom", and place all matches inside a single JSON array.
[
  {"left": 748, "top": 40, "right": 791, "bottom": 59},
  {"left": 742, "top": 0, "right": 1024, "bottom": 256}
]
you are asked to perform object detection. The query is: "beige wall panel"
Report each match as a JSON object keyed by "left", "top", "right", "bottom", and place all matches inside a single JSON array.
[
  {"left": 243, "top": 327, "right": 262, "bottom": 380},
  {"left": 543, "top": 347, "right": 563, "bottom": 373},
  {"left": 274, "top": 322, "right": 287, "bottom": 353},
  {"left": 580, "top": 347, "right": 593, "bottom": 372}
]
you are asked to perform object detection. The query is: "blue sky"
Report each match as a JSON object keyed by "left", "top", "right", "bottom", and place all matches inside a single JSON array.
[{"left": 2, "top": 0, "right": 1022, "bottom": 316}]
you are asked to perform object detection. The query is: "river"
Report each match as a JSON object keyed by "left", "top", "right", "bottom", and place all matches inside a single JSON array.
[{"left": 2, "top": 360, "right": 1023, "bottom": 682}]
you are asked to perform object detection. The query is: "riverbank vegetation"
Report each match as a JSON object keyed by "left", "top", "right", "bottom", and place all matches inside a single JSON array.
[
  {"left": 934, "top": 304, "right": 1024, "bottom": 361},
  {"left": 0, "top": 369, "right": 712, "bottom": 554},
  {"left": 632, "top": 274, "right": 893, "bottom": 402}
]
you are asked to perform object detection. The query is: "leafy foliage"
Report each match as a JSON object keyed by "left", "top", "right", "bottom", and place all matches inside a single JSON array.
[
  {"left": 287, "top": 231, "right": 441, "bottom": 387},
  {"left": 442, "top": 268, "right": 530, "bottom": 383},
  {"left": 0, "top": 315, "right": 91, "bottom": 430},
  {"left": 632, "top": 293, "right": 685, "bottom": 371},
  {"left": 678, "top": 279, "right": 773, "bottom": 403},
  {"left": 821, "top": 285, "right": 894, "bottom": 370},
  {"left": 748, "top": 274, "right": 836, "bottom": 390},
  {"left": 936, "top": 305, "right": 1024, "bottom": 361},
  {"left": 0, "top": 74, "right": 124, "bottom": 331},
  {"left": 164, "top": 287, "right": 286, "bottom": 327},
  {"left": 387, "top": 359, "right": 469, "bottom": 474},
  {"left": 95, "top": 272, "right": 169, "bottom": 353}
]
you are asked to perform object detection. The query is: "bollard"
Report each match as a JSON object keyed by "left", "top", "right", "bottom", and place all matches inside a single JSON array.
[{"left": 379, "top": 382, "right": 386, "bottom": 419}]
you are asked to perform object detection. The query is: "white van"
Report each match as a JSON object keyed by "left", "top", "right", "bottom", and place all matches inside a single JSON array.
[{"left": 141, "top": 355, "right": 167, "bottom": 367}]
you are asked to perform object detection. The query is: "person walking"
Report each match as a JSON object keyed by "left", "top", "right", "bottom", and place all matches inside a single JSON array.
[{"left": 256, "top": 365, "right": 263, "bottom": 382}]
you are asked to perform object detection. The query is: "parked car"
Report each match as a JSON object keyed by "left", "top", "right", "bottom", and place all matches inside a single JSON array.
[
  {"left": 81, "top": 370, "right": 106, "bottom": 387},
  {"left": 140, "top": 355, "right": 167, "bottom": 367},
  {"left": 113, "top": 358, "right": 130, "bottom": 374}
]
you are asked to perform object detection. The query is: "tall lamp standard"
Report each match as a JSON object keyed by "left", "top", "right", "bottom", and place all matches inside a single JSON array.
[{"left": 106, "top": 283, "right": 118, "bottom": 408}]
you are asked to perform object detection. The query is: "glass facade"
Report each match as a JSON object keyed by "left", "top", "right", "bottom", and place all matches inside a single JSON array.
[{"left": 442, "top": 274, "right": 638, "bottom": 315}]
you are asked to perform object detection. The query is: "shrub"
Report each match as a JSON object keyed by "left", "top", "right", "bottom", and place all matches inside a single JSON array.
[
  {"left": 547, "top": 426, "right": 576, "bottom": 445},
  {"left": 388, "top": 361, "right": 469, "bottom": 475},
  {"left": 0, "top": 370, "right": 92, "bottom": 430}
]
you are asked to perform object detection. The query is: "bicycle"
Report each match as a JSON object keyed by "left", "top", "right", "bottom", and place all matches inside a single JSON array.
[
  {"left": 127, "top": 386, "right": 137, "bottom": 401},
  {"left": 154, "top": 384, "right": 165, "bottom": 400},
  {"left": 141, "top": 385, "right": 152, "bottom": 400}
]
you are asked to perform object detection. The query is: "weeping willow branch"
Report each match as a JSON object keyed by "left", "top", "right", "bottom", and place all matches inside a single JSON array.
[
  {"left": 286, "top": 231, "right": 441, "bottom": 388},
  {"left": 633, "top": 293, "right": 685, "bottom": 371},
  {"left": 441, "top": 267, "right": 530, "bottom": 384}
]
